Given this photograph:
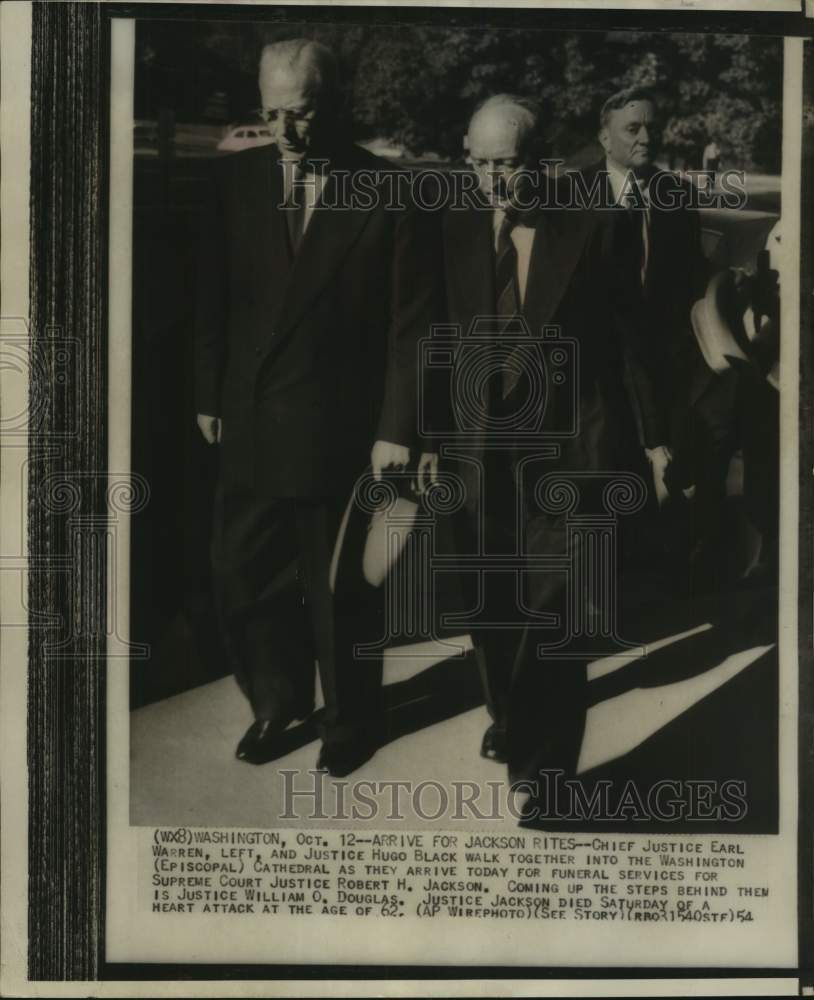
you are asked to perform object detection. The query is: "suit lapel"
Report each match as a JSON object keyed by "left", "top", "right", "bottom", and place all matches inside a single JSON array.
[
  {"left": 523, "top": 208, "right": 595, "bottom": 329},
  {"left": 248, "top": 146, "right": 292, "bottom": 327},
  {"left": 578, "top": 162, "right": 614, "bottom": 211},
  {"left": 444, "top": 195, "right": 495, "bottom": 325},
  {"left": 276, "top": 148, "right": 378, "bottom": 336},
  {"left": 643, "top": 173, "right": 666, "bottom": 297},
  {"left": 503, "top": 207, "right": 595, "bottom": 397}
]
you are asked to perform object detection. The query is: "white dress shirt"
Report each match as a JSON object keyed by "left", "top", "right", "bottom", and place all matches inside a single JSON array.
[{"left": 280, "top": 159, "right": 329, "bottom": 235}]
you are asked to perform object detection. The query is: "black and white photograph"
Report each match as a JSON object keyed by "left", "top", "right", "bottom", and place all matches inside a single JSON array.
[
  {"left": 128, "top": 15, "right": 784, "bottom": 829},
  {"left": 1, "top": 0, "right": 812, "bottom": 993}
]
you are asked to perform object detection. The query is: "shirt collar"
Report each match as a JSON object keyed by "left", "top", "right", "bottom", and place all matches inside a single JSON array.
[
  {"left": 279, "top": 156, "right": 330, "bottom": 177},
  {"left": 493, "top": 203, "right": 534, "bottom": 230},
  {"left": 605, "top": 158, "right": 650, "bottom": 207}
]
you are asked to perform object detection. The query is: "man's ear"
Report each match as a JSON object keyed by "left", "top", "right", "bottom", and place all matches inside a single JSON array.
[{"left": 598, "top": 126, "right": 611, "bottom": 155}]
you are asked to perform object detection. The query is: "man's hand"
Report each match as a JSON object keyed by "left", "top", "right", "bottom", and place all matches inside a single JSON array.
[
  {"left": 371, "top": 440, "right": 409, "bottom": 481},
  {"left": 417, "top": 452, "right": 439, "bottom": 495},
  {"left": 645, "top": 444, "right": 672, "bottom": 506},
  {"left": 197, "top": 413, "right": 222, "bottom": 445}
]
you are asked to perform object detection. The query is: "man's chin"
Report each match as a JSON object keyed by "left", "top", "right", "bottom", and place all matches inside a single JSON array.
[{"left": 483, "top": 190, "right": 510, "bottom": 209}]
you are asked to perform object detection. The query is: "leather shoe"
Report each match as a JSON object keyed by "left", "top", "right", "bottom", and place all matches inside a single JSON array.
[
  {"left": 480, "top": 724, "right": 508, "bottom": 763},
  {"left": 316, "top": 739, "right": 377, "bottom": 777},
  {"left": 293, "top": 699, "right": 314, "bottom": 722},
  {"left": 236, "top": 719, "right": 292, "bottom": 765}
]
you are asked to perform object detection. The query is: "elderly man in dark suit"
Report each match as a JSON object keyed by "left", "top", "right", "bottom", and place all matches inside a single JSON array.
[
  {"left": 578, "top": 87, "right": 708, "bottom": 504},
  {"left": 195, "top": 39, "right": 441, "bottom": 776},
  {"left": 427, "top": 94, "right": 654, "bottom": 783}
]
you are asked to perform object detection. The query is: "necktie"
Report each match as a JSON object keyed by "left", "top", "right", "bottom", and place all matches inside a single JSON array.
[
  {"left": 620, "top": 187, "right": 648, "bottom": 287},
  {"left": 613, "top": 197, "right": 642, "bottom": 292},
  {"left": 491, "top": 210, "right": 520, "bottom": 406},
  {"left": 495, "top": 210, "right": 520, "bottom": 320},
  {"left": 284, "top": 162, "right": 305, "bottom": 256}
]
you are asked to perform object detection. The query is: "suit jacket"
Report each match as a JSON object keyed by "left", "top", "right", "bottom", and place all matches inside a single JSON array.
[
  {"left": 194, "top": 142, "right": 443, "bottom": 499},
  {"left": 577, "top": 161, "right": 708, "bottom": 449},
  {"left": 438, "top": 184, "right": 647, "bottom": 520}
]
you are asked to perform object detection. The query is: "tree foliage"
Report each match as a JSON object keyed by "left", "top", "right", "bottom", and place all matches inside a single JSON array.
[{"left": 136, "top": 21, "right": 783, "bottom": 170}]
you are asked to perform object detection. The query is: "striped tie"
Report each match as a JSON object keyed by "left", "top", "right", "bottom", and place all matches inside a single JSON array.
[
  {"left": 495, "top": 209, "right": 520, "bottom": 319},
  {"left": 491, "top": 209, "right": 521, "bottom": 406}
]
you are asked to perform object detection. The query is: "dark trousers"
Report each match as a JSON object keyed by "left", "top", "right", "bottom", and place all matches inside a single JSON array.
[
  {"left": 210, "top": 485, "right": 384, "bottom": 747},
  {"left": 456, "top": 449, "right": 588, "bottom": 783}
]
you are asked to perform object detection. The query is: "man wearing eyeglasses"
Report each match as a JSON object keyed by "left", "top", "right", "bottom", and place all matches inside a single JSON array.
[
  {"left": 195, "top": 39, "right": 442, "bottom": 776},
  {"left": 429, "top": 95, "right": 652, "bottom": 787}
]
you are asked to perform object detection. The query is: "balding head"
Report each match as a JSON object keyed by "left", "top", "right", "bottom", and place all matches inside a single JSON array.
[
  {"left": 465, "top": 95, "right": 543, "bottom": 204},
  {"left": 468, "top": 96, "right": 538, "bottom": 153},
  {"left": 259, "top": 39, "right": 340, "bottom": 159},
  {"left": 259, "top": 39, "right": 338, "bottom": 102}
]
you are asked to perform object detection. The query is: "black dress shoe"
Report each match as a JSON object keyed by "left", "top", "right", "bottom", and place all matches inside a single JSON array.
[
  {"left": 480, "top": 724, "right": 508, "bottom": 763},
  {"left": 293, "top": 700, "right": 314, "bottom": 722},
  {"left": 236, "top": 719, "right": 292, "bottom": 764},
  {"left": 316, "top": 739, "right": 378, "bottom": 777}
]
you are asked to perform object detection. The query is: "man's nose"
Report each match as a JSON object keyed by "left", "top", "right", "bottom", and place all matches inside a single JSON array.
[{"left": 488, "top": 164, "right": 510, "bottom": 185}]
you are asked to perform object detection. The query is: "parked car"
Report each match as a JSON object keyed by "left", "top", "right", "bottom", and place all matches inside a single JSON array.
[
  {"left": 699, "top": 207, "right": 779, "bottom": 272},
  {"left": 217, "top": 124, "right": 274, "bottom": 153},
  {"left": 358, "top": 137, "right": 405, "bottom": 160}
]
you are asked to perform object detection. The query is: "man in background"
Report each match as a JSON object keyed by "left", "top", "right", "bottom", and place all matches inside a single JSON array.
[
  {"left": 579, "top": 87, "right": 708, "bottom": 507},
  {"left": 702, "top": 137, "right": 722, "bottom": 187},
  {"left": 195, "top": 39, "right": 441, "bottom": 776}
]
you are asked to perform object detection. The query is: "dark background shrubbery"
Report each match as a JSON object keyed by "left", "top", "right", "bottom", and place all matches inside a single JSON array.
[{"left": 135, "top": 20, "right": 784, "bottom": 170}]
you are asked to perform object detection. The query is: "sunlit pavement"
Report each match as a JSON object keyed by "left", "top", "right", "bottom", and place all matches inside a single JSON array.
[{"left": 131, "top": 613, "right": 777, "bottom": 833}]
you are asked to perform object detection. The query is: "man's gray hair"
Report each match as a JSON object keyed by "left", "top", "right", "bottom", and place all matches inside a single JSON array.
[
  {"left": 471, "top": 93, "right": 543, "bottom": 134},
  {"left": 599, "top": 86, "right": 658, "bottom": 128},
  {"left": 258, "top": 38, "right": 340, "bottom": 95}
]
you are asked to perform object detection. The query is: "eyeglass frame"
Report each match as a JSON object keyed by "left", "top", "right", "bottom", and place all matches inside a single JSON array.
[{"left": 257, "top": 106, "right": 319, "bottom": 128}]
